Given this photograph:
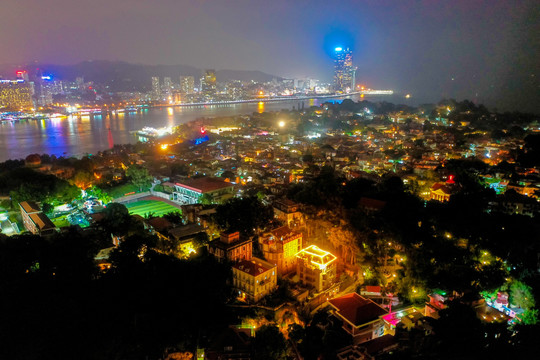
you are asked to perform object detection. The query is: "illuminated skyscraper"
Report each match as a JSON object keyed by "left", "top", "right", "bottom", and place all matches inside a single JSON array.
[
  {"left": 180, "top": 76, "right": 195, "bottom": 94},
  {"left": 201, "top": 69, "right": 217, "bottom": 95},
  {"left": 163, "top": 77, "right": 172, "bottom": 92},
  {"left": 333, "top": 47, "right": 355, "bottom": 92},
  {"left": 16, "top": 70, "right": 29, "bottom": 82},
  {"left": 38, "top": 75, "right": 57, "bottom": 106},
  {"left": 0, "top": 80, "right": 34, "bottom": 110},
  {"left": 151, "top": 76, "right": 161, "bottom": 100},
  {"left": 75, "top": 76, "right": 85, "bottom": 90}
]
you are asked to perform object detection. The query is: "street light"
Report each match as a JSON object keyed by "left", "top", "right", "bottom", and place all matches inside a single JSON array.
[{"left": 278, "top": 120, "right": 285, "bottom": 128}]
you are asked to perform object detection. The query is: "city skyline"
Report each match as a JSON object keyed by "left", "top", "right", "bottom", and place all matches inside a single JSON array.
[{"left": 1, "top": 0, "right": 539, "bottom": 112}]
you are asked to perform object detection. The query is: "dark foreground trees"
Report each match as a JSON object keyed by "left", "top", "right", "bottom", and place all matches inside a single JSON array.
[
  {"left": 0, "top": 230, "right": 233, "bottom": 360},
  {"left": 214, "top": 196, "right": 274, "bottom": 236}
]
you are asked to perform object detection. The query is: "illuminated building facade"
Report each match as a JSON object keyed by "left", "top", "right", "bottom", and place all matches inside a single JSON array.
[
  {"left": 233, "top": 257, "right": 277, "bottom": 303},
  {"left": 38, "top": 75, "right": 61, "bottom": 106},
  {"left": 16, "top": 70, "right": 29, "bottom": 81},
  {"left": 296, "top": 245, "right": 337, "bottom": 292},
  {"left": 208, "top": 231, "right": 253, "bottom": 263},
  {"left": 201, "top": 69, "right": 217, "bottom": 95},
  {"left": 180, "top": 76, "right": 195, "bottom": 94},
  {"left": 0, "top": 80, "right": 34, "bottom": 110},
  {"left": 163, "top": 77, "right": 172, "bottom": 92},
  {"left": 334, "top": 47, "right": 355, "bottom": 92},
  {"left": 259, "top": 226, "right": 302, "bottom": 276},
  {"left": 151, "top": 76, "right": 161, "bottom": 100},
  {"left": 172, "top": 177, "right": 234, "bottom": 204},
  {"left": 430, "top": 178, "right": 457, "bottom": 202}
]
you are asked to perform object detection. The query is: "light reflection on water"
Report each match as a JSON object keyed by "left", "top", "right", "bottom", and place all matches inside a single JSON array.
[{"left": 0, "top": 95, "right": 383, "bottom": 161}]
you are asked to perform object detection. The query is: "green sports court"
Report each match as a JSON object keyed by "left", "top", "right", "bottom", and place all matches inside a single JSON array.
[{"left": 124, "top": 199, "right": 181, "bottom": 218}]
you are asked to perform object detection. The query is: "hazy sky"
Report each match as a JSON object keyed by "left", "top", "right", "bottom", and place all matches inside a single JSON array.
[{"left": 2, "top": 0, "right": 539, "bottom": 111}]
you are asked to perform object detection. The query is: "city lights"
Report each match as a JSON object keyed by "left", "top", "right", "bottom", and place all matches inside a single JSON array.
[{"left": 0, "top": 2, "right": 536, "bottom": 357}]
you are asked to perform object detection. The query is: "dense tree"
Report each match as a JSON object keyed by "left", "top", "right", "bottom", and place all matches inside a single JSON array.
[
  {"left": 327, "top": 226, "right": 360, "bottom": 265},
  {"left": 0, "top": 228, "right": 234, "bottom": 359},
  {"left": 163, "top": 211, "right": 183, "bottom": 225},
  {"left": 214, "top": 196, "right": 273, "bottom": 236},
  {"left": 0, "top": 168, "right": 80, "bottom": 206},
  {"left": 126, "top": 165, "right": 153, "bottom": 191},
  {"left": 85, "top": 185, "right": 113, "bottom": 204},
  {"left": 510, "top": 281, "right": 536, "bottom": 310},
  {"left": 100, "top": 202, "right": 141, "bottom": 236},
  {"left": 71, "top": 170, "right": 94, "bottom": 190},
  {"left": 253, "top": 325, "right": 287, "bottom": 360}
]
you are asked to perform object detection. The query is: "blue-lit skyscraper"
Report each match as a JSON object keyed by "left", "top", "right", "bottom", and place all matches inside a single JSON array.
[{"left": 333, "top": 47, "right": 355, "bottom": 92}]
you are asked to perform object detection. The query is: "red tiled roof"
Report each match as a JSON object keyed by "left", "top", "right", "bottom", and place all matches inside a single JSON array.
[
  {"left": 233, "top": 258, "right": 274, "bottom": 276},
  {"left": 329, "top": 293, "right": 387, "bottom": 327},
  {"left": 269, "top": 225, "right": 300, "bottom": 242},
  {"left": 147, "top": 217, "right": 173, "bottom": 232},
  {"left": 175, "top": 177, "right": 234, "bottom": 193}
]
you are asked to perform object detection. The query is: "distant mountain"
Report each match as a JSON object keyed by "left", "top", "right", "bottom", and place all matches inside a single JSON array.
[{"left": 0, "top": 61, "right": 282, "bottom": 92}]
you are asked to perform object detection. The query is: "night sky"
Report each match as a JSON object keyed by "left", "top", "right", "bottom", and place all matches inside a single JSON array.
[{"left": 2, "top": 0, "right": 539, "bottom": 111}]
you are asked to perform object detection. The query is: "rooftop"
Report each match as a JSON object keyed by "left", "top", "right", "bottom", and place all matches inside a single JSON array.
[
  {"left": 262, "top": 225, "right": 301, "bottom": 243},
  {"left": 146, "top": 217, "right": 174, "bottom": 232},
  {"left": 168, "top": 223, "right": 205, "bottom": 240},
  {"left": 296, "top": 245, "right": 337, "bottom": 270},
  {"left": 29, "top": 212, "right": 56, "bottom": 231},
  {"left": 329, "top": 293, "right": 388, "bottom": 327},
  {"left": 175, "top": 177, "right": 234, "bottom": 193},
  {"left": 19, "top": 201, "right": 41, "bottom": 214},
  {"left": 233, "top": 257, "right": 275, "bottom": 276},
  {"left": 431, "top": 182, "right": 455, "bottom": 195}
]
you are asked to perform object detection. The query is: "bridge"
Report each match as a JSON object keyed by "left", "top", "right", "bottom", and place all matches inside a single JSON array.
[{"left": 154, "top": 90, "right": 394, "bottom": 109}]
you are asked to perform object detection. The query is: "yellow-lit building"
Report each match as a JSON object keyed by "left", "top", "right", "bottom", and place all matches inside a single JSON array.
[
  {"left": 259, "top": 226, "right": 302, "bottom": 276},
  {"left": 429, "top": 182, "right": 453, "bottom": 202},
  {"left": 180, "top": 76, "right": 195, "bottom": 94},
  {"left": 296, "top": 245, "right": 337, "bottom": 292},
  {"left": 0, "top": 80, "right": 34, "bottom": 110},
  {"left": 201, "top": 69, "right": 216, "bottom": 95},
  {"left": 232, "top": 257, "right": 277, "bottom": 303}
]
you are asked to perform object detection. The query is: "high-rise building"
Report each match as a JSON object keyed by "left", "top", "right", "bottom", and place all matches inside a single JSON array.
[
  {"left": 75, "top": 76, "right": 85, "bottom": 90},
  {"left": 0, "top": 80, "right": 34, "bottom": 110},
  {"left": 38, "top": 75, "right": 58, "bottom": 106},
  {"left": 201, "top": 69, "right": 217, "bottom": 95},
  {"left": 334, "top": 47, "right": 355, "bottom": 92},
  {"left": 151, "top": 76, "right": 161, "bottom": 100},
  {"left": 180, "top": 76, "right": 195, "bottom": 94},
  {"left": 163, "top": 77, "right": 172, "bottom": 92},
  {"left": 16, "top": 70, "right": 29, "bottom": 82}
]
